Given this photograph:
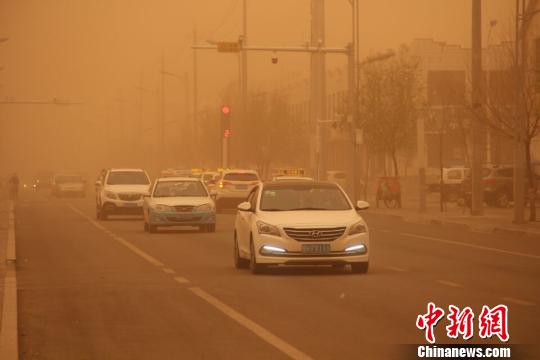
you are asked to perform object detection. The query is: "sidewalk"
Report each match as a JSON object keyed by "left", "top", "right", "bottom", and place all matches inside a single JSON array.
[{"left": 364, "top": 192, "right": 540, "bottom": 238}]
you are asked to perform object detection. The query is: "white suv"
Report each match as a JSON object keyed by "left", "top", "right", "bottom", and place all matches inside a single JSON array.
[
  {"left": 95, "top": 168, "right": 151, "bottom": 220},
  {"left": 214, "top": 170, "right": 260, "bottom": 209}
]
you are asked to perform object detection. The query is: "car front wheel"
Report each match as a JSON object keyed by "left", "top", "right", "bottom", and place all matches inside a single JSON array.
[
  {"left": 234, "top": 233, "right": 249, "bottom": 269},
  {"left": 351, "top": 262, "right": 369, "bottom": 274},
  {"left": 250, "top": 239, "right": 266, "bottom": 274}
]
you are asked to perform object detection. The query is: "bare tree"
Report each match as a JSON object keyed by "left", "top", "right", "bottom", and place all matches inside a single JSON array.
[
  {"left": 474, "top": 42, "right": 540, "bottom": 221},
  {"left": 358, "top": 45, "right": 423, "bottom": 177}
]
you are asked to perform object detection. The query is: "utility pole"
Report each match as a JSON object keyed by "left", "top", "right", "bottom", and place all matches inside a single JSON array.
[
  {"left": 193, "top": 27, "right": 199, "bottom": 165},
  {"left": 471, "top": 0, "right": 484, "bottom": 216},
  {"left": 159, "top": 52, "right": 166, "bottom": 170},
  {"left": 310, "top": 0, "right": 326, "bottom": 180},
  {"left": 513, "top": 0, "right": 526, "bottom": 223}
]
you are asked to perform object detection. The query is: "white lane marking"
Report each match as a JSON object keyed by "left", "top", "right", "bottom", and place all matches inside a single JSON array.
[
  {"left": 501, "top": 297, "right": 536, "bottom": 306},
  {"left": 67, "top": 204, "right": 164, "bottom": 267},
  {"left": 162, "top": 268, "right": 176, "bottom": 274},
  {"left": 386, "top": 266, "right": 406, "bottom": 272},
  {"left": 174, "top": 276, "right": 190, "bottom": 284},
  {"left": 0, "top": 271, "right": 18, "bottom": 360},
  {"left": 436, "top": 280, "right": 463, "bottom": 288},
  {"left": 189, "top": 287, "right": 313, "bottom": 360},
  {"left": 400, "top": 232, "right": 540, "bottom": 260}
]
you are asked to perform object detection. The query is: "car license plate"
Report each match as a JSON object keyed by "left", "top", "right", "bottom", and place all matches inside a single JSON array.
[
  {"left": 236, "top": 184, "right": 248, "bottom": 190},
  {"left": 301, "top": 243, "right": 331, "bottom": 255}
]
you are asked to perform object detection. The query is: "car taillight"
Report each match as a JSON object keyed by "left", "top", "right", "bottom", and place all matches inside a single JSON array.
[
  {"left": 219, "top": 181, "right": 232, "bottom": 188},
  {"left": 484, "top": 178, "right": 497, "bottom": 186}
]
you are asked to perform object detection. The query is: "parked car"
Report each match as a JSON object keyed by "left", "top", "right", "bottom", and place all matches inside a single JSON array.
[
  {"left": 461, "top": 165, "right": 540, "bottom": 208},
  {"left": 143, "top": 177, "right": 216, "bottom": 233},
  {"left": 233, "top": 180, "right": 370, "bottom": 274},
  {"left": 95, "top": 168, "right": 151, "bottom": 220}
]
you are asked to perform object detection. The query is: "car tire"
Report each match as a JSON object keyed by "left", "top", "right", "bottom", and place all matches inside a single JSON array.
[
  {"left": 206, "top": 224, "right": 216, "bottom": 233},
  {"left": 148, "top": 224, "right": 158, "bottom": 233},
  {"left": 234, "top": 233, "right": 249, "bottom": 269},
  {"left": 250, "top": 238, "right": 266, "bottom": 274},
  {"left": 351, "top": 262, "right": 369, "bottom": 274}
]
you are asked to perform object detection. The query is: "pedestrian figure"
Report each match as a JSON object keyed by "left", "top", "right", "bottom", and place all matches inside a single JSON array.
[{"left": 8, "top": 173, "right": 20, "bottom": 201}]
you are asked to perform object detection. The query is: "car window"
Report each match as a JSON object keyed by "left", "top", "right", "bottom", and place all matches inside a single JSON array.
[
  {"left": 107, "top": 171, "right": 150, "bottom": 185},
  {"left": 260, "top": 183, "right": 351, "bottom": 211},
  {"left": 332, "top": 172, "right": 346, "bottom": 179},
  {"left": 153, "top": 181, "right": 207, "bottom": 197},
  {"left": 223, "top": 173, "right": 259, "bottom": 181}
]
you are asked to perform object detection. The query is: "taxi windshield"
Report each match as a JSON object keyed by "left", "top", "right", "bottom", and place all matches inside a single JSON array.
[
  {"left": 260, "top": 183, "right": 351, "bottom": 211},
  {"left": 153, "top": 181, "right": 207, "bottom": 197}
]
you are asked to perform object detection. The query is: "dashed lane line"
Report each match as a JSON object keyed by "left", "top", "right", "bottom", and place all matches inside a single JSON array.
[
  {"left": 68, "top": 203, "right": 315, "bottom": 359},
  {"left": 162, "top": 268, "right": 176, "bottom": 274},
  {"left": 436, "top": 280, "right": 463, "bottom": 288},
  {"left": 174, "top": 276, "right": 190, "bottom": 284},
  {"left": 67, "top": 204, "right": 164, "bottom": 267},
  {"left": 189, "top": 287, "right": 314, "bottom": 360},
  {"left": 400, "top": 232, "right": 540, "bottom": 260},
  {"left": 501, "top": 297, "right": 536, "bottom": 306}
]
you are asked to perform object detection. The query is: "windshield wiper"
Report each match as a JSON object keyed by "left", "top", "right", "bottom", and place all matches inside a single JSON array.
[{"left": 288, "top": 207, "right": 329, "bottom": 211}]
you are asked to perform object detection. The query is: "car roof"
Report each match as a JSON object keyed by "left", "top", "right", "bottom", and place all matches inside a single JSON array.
[
  {"left": 222, "top": 169, "right": 258, "bottom": 173},
  {"left": 109, "top": 168, "right": 146, "bottom": 172},
  {"left": 264, "top": 180, "right": 339, "bottom": 188},
  {"left": 156, "top": 177, "right": 201, "bottom": 182}
]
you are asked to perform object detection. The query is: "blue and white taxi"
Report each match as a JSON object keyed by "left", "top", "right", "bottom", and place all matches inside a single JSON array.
[{"left": 143, "top": 177, "right": 216, "bottom": 233}]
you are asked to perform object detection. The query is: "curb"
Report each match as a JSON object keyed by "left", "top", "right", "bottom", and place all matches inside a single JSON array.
[{"left": 0, "top": 200, "right": 18, "bottom": 360}]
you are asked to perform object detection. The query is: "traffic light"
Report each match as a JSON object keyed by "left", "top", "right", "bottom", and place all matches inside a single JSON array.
[{"left": 221, "top": 105, "right": 231, "bottom": 138}]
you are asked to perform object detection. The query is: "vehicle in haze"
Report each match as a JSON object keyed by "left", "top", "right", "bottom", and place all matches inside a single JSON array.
[
  {"left": 233, "top": 180, "right": 370, "bottom": 274},
  {"left": 143, "top": 177, "right": 216, "bottom": 233},
  {"left": 95, "top": 168, "right": 151, "bottom": 220},
  {"left": 32, "top": 171, "right": 54, "bottom": 191},
  {"left": 51, "top": 173, "right": 86, "bottom": 197},
  {"left": 426, "top": 167, "right": 469, "bottom": 202},
  {"left": 326, "top": 170, "right": 347, "bottom": 189},
  {"left": 461, "top": 165, "right": 521, "bottom": 208},
  {"left": 213, "top": 169, "right": 260, "bottom": 209}
]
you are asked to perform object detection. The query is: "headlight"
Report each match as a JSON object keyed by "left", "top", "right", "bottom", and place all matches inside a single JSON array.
[
  {"left": 348, "top": 221, "right": 367, "bottom": 235},
  {"left": 153, "top": 204, "right": 174, "bottom": 212},
  {"left": 257, "top": 221, "right": 281, "bottom": 237},
  {"left": 105, "top": 191, "right": 117, "bottom": 199},
  {"left": 195, "top": 203, "right": 214, "bottom": 212},
  {"left": 345, "top": 244, "right": 367, "bottom": 254},
  {"left": 260, "top": 245, "right": 286, "bottom": 255}
]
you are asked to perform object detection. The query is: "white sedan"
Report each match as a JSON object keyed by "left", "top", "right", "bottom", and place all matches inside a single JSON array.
[{"left": 234, "top": 180, "right": 370, "bottom": 274}]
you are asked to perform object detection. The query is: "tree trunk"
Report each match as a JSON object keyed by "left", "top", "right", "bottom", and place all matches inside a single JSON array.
[
  {"left": 525, "top": 140, "right": 537, "bottom": 221},
  {"left": 391, "top": 152, "right": 399, "bottom": 177}
]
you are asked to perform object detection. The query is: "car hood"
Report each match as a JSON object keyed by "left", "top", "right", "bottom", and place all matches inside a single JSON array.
[
  {"left": 149, "top": 196, "right": 213, "bottom": 207},
  {"left": 257, "top": 210, "right": 364, "bottom": 227},
  {"left": 105, "top": 184, "right": 150, "bottom": 193}
]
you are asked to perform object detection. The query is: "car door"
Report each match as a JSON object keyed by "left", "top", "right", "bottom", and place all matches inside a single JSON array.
[
  {"left": 143, "top": 180, "right": 157, "bottom": 221},
  {"left": 236, "top": 187, "right": 258, "bottom": 255}
]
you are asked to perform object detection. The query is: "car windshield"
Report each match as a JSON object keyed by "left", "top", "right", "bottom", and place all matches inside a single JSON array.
[
  {"left": 56, "top": 175, "right": 84, "bottom": 183},
  {"left": 260, "top": 183, "right": 351, "bottom": 211},
  {"left": 223, "top": 173, "right": 259, "bottom": 181},
  {"left": 107, "top": 171, "right": 149, "bottom": 185},
  {"left": 153, "top": 181, "right": 207, "bottom": 197}
]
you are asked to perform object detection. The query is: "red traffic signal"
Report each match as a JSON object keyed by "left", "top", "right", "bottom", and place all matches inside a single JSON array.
[
  {"left": 221, "top": 105, "right": 231, "bottom": 115},
  {"left": 223, "top": 129, "right": 231, "bottom": 138}
]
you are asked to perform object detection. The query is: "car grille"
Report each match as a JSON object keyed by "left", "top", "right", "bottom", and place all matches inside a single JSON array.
[
  {"left": 174, "top": 205, "right": 194, "bottom": 212},
  {"left": 283, "top": 227, "right": 346, "bottom": 242},
  {"left": 166, "top": 216, "right": 201, "bottom": 222},
  {"left": 118, "top": 193, "right": 141, "bottom": 201}
]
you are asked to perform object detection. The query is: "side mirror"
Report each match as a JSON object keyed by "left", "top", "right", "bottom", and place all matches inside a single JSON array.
[
  {"left": 237, "top": 201, "right": 252, "bottom": 212},
  {"left": 95, "top": 180, "right": 102, "bottom": 187},
  {"left": 356, "top": 200, "right": 370, "bottom": 210}
]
